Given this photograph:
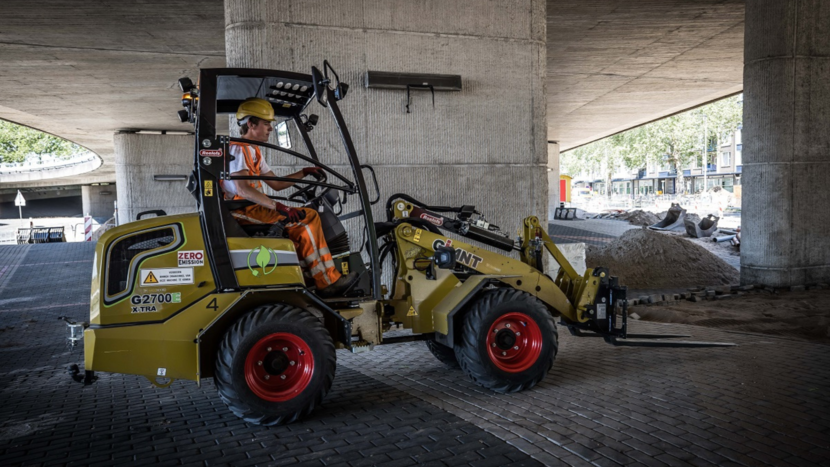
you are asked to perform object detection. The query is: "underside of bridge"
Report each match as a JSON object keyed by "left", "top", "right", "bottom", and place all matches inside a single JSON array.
[
  {"left": 2, "top": 0, "right": 827, "bottom": 287},
  {"left": 0, "top": 0, "right": 744, "bottom": 188}
]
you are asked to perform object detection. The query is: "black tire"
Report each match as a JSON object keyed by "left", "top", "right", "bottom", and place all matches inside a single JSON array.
[
  {"left": 454, "top": 288, "right": 557, "bottom": 394},
  {"left": 425, "top": 335, "right": 459, "bottom": 368},
  {"left": 215, "top": 304, "right": 335, "bottom": 426}
]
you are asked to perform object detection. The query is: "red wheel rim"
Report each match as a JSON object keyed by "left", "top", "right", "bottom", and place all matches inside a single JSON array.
[
  {"left": 245, "top": 333, "right": 314, "bottom": 402},
  {"left": 486, "top": 312, "right": 543, "bottom": 373}
]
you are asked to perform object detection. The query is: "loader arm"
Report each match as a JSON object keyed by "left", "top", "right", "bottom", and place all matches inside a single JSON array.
[{"left": 519, "top": 216, "right": 604, "bottom": 322}]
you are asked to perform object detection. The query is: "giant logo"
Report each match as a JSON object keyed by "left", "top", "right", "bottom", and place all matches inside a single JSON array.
[{"left": 432, "top": 239, "right": 484, "bottom": 269}]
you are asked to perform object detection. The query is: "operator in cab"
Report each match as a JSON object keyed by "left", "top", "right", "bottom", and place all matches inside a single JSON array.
[{"left": 221, "top": 97, "right": 358, "bottom": 297}]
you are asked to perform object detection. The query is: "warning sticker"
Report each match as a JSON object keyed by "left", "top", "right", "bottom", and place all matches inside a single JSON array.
[
  {"left": 140, "top": 268, "right": 194, "bottom": 286},
  {"left": 178, "top": 250, "right": 204, "bottom": 267},
  {"left": 407, "top": 306, "right": 418, "bottom": 317}
]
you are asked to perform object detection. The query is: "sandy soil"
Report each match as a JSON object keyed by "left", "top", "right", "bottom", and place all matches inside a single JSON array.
[
  {"left": 586, "top": 228, "right": 740, "bottom": 289},
  {"left": 662, "top": 230, "right": 741, "bottom": 270},
  {"left": 630, "top": 288, "right": 830, "bottom": 343}
]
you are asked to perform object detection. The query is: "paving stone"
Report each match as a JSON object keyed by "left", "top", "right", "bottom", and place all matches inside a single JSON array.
[{"left": 2, "top": 242, "right": 830, "bottom": 467}]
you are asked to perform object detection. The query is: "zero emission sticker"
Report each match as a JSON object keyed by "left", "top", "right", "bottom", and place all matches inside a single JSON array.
[{"left": 178, "top": 250, "right": 204, "bottom": 267}]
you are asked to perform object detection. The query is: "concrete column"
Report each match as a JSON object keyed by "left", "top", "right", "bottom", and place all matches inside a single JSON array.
[
  {"left": 81, "top": 185, "right": 117, "bottom": 219},
  {"left": 742, "top": 0, "right": 830, "bottom": 286},
  {"left": 113, "top": 133, "right": 196, "bottom": 225},
  {"left": 224, "top": 0, "right": 548, "bottom": 236}
]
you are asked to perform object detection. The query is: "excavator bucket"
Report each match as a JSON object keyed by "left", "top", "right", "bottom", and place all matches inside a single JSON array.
[
  {"left": 648, "top": 203, "right": 687, "bottom": 231},
  {"left": 685, "top": 214, "right": 719, "bottom": 238}
]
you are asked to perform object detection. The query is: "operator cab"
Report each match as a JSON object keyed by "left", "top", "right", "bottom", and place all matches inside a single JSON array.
[{"left": 180, "top": 63, "right": 381, "bottom": 300}]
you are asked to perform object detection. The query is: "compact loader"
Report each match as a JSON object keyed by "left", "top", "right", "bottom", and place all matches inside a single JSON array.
[{"left": 74, "top": 63, "right": 731, "bottom": 425}]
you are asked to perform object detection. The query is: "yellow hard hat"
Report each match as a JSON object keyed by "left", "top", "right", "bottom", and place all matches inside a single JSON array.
[{"left": 236, "top": 98, "right": 275, "bottom": 122}]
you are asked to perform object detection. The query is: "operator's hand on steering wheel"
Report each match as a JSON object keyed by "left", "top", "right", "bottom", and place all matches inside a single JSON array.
[
  {"left": 274, "top": 201, "right": 305, "bottom": 223},
  {"left": 302, "top": 167, "right": 324, "bottom": 178}
]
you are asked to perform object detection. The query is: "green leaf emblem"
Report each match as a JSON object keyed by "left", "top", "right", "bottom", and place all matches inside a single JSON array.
[{"left": 247, "top": 245, "right": 278, "bottom": 277}]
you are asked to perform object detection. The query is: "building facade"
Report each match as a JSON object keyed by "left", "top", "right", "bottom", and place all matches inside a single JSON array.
[{"left": 571, "top": 127, "right": 743, "bottom": 198}]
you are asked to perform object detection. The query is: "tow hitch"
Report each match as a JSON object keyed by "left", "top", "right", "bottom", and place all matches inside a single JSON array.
[{"left": 63, "top": 318, "right": 97, "bottom": 385}]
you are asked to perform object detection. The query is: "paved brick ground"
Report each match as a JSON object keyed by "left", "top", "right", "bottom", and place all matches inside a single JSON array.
[
  {"left": 0, "top": 244, "right": 540, "bottom": 467},
  {"left": 2, "top": 243, "right": 829, "bottom": 466}
]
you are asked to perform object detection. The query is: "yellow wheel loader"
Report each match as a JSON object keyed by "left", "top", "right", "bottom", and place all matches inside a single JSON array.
[{"left": 72, "top": 62, "right": 732, "bottom": 426}]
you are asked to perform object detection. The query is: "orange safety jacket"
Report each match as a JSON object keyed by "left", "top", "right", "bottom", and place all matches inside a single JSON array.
[
  {"left": 222, "top": 142, "right": 263, "bottom": 200},
  {"left": 221, "top": 142, "right": 342, "bottom": 290}
]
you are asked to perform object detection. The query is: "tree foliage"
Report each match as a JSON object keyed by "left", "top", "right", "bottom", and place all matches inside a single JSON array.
[
  {"left": 0, "top": 120, "right": 85, "bottom": 164},
  {"left": 561, "top": 95, "right": 743, "bottom": 194}
]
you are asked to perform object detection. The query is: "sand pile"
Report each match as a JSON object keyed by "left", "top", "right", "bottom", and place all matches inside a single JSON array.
[
  {"left": 616, "top": 210, "right": 661, "bottom": 226},
  {"left": 586, "top": 228, "right": 739, "bottom": 289}
]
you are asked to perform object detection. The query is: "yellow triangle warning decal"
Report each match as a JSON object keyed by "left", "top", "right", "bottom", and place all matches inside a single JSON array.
[
  {"left": 407, "top": 306, "right": 418, "bottom": 317},
  {"left": 144, "top": 271, "right": 159, "bottom": 284}
]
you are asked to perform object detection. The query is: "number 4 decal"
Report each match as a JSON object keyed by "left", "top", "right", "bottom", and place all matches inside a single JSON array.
[{"left": 207, "top": 298, "right": 218, "bottom": 311}]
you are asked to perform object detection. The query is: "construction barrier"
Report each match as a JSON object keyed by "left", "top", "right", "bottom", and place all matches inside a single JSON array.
[
  {"left": 16, "top": 227, "right": 66, "bottom": 244},
  {"left": 84, "top": 215, "right": 93, "bottom": 242}
]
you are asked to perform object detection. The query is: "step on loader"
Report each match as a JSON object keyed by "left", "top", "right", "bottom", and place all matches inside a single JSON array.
[{"left": 69, "top": 63, "right": 734, "bottom": 426}]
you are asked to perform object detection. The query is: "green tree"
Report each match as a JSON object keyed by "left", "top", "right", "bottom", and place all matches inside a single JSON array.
[
  {"left": 616, "top": 113, "right": 701, "bottom": 194},
  {"left": 0, "top": 120, "right": 85, "bottom": 164},
  {"left": 702, "top": 95, "right": 743, "bottom": 169},
  {"left": 563, "top": 137, "right": 626, "bottom": 198},
  {"left": 562, "top": 94, "right": 743, "bottom": 195}
]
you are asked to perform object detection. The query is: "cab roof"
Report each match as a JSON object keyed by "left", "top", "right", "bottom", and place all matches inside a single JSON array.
[{"left": 212, "top": 70, "right": 316, "bottom": 118}]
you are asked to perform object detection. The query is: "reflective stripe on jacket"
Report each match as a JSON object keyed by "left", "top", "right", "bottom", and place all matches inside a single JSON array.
[{"left": 222, "top": 142, "right": 263, "bottom": 200}]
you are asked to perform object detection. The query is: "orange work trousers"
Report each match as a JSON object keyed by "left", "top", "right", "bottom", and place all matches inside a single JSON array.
[{"left": 231, "top": 205, "right": 342, "bottom": 289}]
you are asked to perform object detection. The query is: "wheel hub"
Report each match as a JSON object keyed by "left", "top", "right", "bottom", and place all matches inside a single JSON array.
[
  {"left": 263, "top": 351, "right": 290, "bottom": 375},
  {"left": 486, "top": 312, "right": 543, "bottom": 373},
  {"left": 245, "top": 333, "right": 314, "bottom": 402},
  {"left": 495, "top": 329, "right": 516, "bottom": 349}
]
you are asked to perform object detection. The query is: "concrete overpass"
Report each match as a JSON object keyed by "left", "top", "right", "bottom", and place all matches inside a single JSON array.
[
  {"left": 0, "top": 0, "right": 827, "bottom": 287},
  {"left": 0, "top": 0, "right": 744, "bottom": 186}
]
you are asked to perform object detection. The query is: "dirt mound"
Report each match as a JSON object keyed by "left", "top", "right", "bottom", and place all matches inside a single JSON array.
[
  {"left": 586, "top": 228, "right": 739, "bottom": 289},
  {"left": 631, "top": 288, "right": 830, "bottom": 343},
  {"left": 616, "top": 210, "right": 661, "bottom": 226}
]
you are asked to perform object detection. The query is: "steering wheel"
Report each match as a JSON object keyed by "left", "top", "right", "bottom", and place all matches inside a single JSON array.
[{"left": 287, "top": 168, "right": 330, "bottom": 205}]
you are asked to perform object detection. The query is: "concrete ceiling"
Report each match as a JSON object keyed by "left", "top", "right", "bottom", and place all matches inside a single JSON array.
[
  {"left": 0, "top": 0, "right": 744, "bottom": 188},
  {"left": 547, "top": 0, "right": 745, "bottom": 150}
]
